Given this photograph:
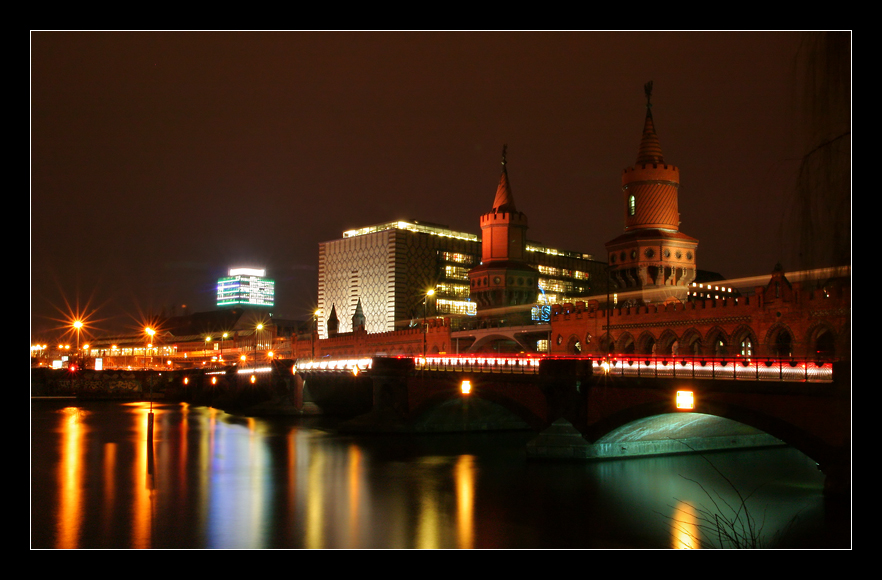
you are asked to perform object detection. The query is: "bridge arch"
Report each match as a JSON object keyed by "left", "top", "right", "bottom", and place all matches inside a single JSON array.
[
  {"left": 600, "top": 332, "right": 614, "bottom": 354},
  {"left": 580, "top": 398, "right": 836, "bottom": 470},
  {"left": 680, "top": 328, "right": 703, "bottom": 356},
  {"left": 407, "top": 381, "right": 547, "bottom": 431},
  {"left": 615, "top": 331, "right": 637, "bottom": 354},
  {"left": 636, "top": 331, "right": 657, "bottom": 355},
  {"left": 765, "top": 323, "right": 795, "bottom": 357},
  {"left": 806, "top": 321, "right": 838, "bottom": 358},
  {"left": 705, "top": 326, "right": 731, "bottom": 356},
  {"left": 657, "top": 329, "right": 679, "bottom": 355},
  {"left": 731, "top": 325, "right": 759, "bottom": 358},
  {"left": 469, "top": 333, "right": 532, "bottom": 354},
  {"left": 566, "top": 334, "right": 582, "bottom": 354}
]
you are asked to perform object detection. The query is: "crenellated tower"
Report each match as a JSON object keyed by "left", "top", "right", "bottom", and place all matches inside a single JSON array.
[
  {"left": 605, "top": 82, "right": 698, "bottom": 304},
  {"left": 469, "top": 146, "right": 539, "bottom": 311}
]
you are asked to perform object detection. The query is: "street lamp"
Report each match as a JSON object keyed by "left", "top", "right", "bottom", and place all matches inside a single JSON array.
[
  {"left": 313, "top": 309, "right": 321, "bottom": 359},
  {"left": 72, "top": 320, "right": 83, "bottom": 365},
  {"left": 145, "top": 327, "right": 155, "bottom": 370},
  {"left": 423, "top": 288, "right": 435, "bottom": 358},
  {"left": 72, "top": 320, "right": 83, "bottom": 349},
  {"left": 255, "top": 323, "right": 264, "bottom": 361}
]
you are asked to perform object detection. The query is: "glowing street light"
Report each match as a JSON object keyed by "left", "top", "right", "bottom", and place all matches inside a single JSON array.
[
  {"left": 145, "top": 327, "right": 155, "bottom": 370},
  {"left": 423, "top": 288, "right": 435, "bottom": 358},
  {"left": 313, "top": 309, "right": 321, "bottom": 359},
  {"left": 72, "top": 320, "right": 83, "bottom": 352},
  {"left": 255, "top": 323, "right": 264, "bottom": 361}
]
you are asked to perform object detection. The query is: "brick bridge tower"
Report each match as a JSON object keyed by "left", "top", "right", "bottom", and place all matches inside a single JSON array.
[
  {"left": 605, "top": 82, "right": 698, "bottom": 305},
  {"left": 469, "top": 146, "right": 539, "bottom": 315}
]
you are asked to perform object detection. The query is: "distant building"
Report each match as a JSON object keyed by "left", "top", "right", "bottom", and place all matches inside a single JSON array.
[
  {"left": 217, "top": 267, "right": 275, "bottom": 309},
  {"left": 317, "top": 210, "right": 606, "bottom": 338}
]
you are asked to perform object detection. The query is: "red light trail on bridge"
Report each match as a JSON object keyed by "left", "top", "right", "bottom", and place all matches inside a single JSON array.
[{"left": 292, "top": 354, "right": 835, "bottom": 383}]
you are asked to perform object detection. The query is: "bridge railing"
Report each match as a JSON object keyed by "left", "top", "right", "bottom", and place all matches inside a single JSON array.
[
  {"left": 596, "top": 356, "right": 834, "bottom": 383},
  {"left": 295, "top": 354, "right": 835, "bottom": 383},
  {"left": 414, "top": 355, "right": 542, "bottom": 374},
  {"left": 296, "top": 358, "right": 373, "bottom": 374}
]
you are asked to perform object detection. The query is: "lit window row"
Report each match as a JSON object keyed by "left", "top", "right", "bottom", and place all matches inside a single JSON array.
[
  {"left": 435, "top": 282, "right": 470, "bottom": 298},
  {"left": 441, "top": 251, "right": 475, "bottom": 265},
  {"left": 444, "top": 265, "right": 470, "bottom": 280},
  {"left": 538, "top": 278, "right": 573, "bottom": 293},
  {"left": 526, "top": 244, "right": 592, "bottom": 260},
  {"left": 435, "top": 298, "right": 477, "bottom": 316}
]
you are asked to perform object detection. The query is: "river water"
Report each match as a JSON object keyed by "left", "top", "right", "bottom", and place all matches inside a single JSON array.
[{"left": 30, "top": 399, "right": 850, "bottom": 549}]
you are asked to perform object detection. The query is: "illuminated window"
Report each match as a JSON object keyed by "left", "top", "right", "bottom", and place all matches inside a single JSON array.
[
  {"left": 434, "top": 283, "right": 470, "bottom": 299},
  {"left": 441, "top": 252, "right": 475, "bottom": 265},
  {"left": 629, "top": 195, "right": 636, "bottom": 216},
  {"left": 435, "top": 299, "right": 476, "bottom": 316},
  {"left": 539, "top": 278, "right": 573, "bottom": 293},
  {"left": 537, "top": 265, "right": 560, "bottom": 276},
  {"left": 444, "top": 265, "right": 470, "bottom": 280}
]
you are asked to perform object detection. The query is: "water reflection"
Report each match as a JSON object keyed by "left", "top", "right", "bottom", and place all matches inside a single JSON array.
[
  {"left": 57, "top": 406, "right": 86, "bottom": 548},
  {"left": 31, "top": 400, "right": 842, "bottom": 549},
  {"left": 347, "top": 444, "right": 362, "bottom": 547},
  {"left": 455, "top": 454, "right": 475, "bottom": 549},
  {"left": 671, "top": 501, "right": 700, "bottom": 549}
]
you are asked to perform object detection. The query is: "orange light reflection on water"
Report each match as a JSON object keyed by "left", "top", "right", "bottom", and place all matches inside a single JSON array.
[
  {"left": 102, "top": 442, "right": 117, "bottom": 540},
  {"left": 348, "top": 444, "right": 362, "bottom": 546},
  {"left": 671, "top": 500, "right": 701, "bottom": 549},
  {"left": 129, "top": 402, "right": 155, "bottom": 548},
  {"left": 57, "top": 407, "right": 86, "bottom": 548},
  {"left": 455, "top": 454, "right": 475, "bottom": 549}
]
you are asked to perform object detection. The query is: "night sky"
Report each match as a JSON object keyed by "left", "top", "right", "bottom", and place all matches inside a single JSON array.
[{"left": 31, "top": 31, "right": 819, "bottom": 341}]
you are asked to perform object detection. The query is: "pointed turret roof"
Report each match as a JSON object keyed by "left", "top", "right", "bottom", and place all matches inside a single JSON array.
[
  {"left": 635, "top": 81, "right": 665, "bottom": 166},
  {"left": 351, "top": 298, "right": 365, "bottom": 330},
  {"left": 492, "top": 145, "right": 517, "bottom": 213}
]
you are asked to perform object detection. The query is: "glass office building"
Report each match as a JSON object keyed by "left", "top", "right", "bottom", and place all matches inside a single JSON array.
[{"left": 217, "top": 268, "right": 275, "bottom": 308}]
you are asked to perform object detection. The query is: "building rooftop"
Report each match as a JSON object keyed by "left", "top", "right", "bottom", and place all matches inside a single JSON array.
[{"left": 341, "top": 220, "right": 478, "bottom": 242}]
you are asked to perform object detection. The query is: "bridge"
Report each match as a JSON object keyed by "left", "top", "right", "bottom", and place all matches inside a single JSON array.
[
  {"left": 293, "top": 353, "right": 849, "bottom": 496},
  {"left": 449, "top": 323, "right": 551, "bottom": 354}
]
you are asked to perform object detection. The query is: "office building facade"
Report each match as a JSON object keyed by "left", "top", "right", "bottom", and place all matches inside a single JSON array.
[
  {"left": 317, "top": 213, "right": 606, "bottom": 339},
  {"left": 217, "top": 267, "right": 275, "bottom": 309}
]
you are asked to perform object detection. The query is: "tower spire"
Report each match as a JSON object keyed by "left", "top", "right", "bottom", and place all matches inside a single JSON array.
[
  {"left": 606, "top": 81, "right": 697, "bottom": 302},
  {"left": 492, "top": 144, "right": 517, "bottom": 213},
  {"left": 469, "top": 146, "right": 538, "bottom": 312},
  {"left": 636, "top": 80, "right": 665, "bottom": 166}
]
